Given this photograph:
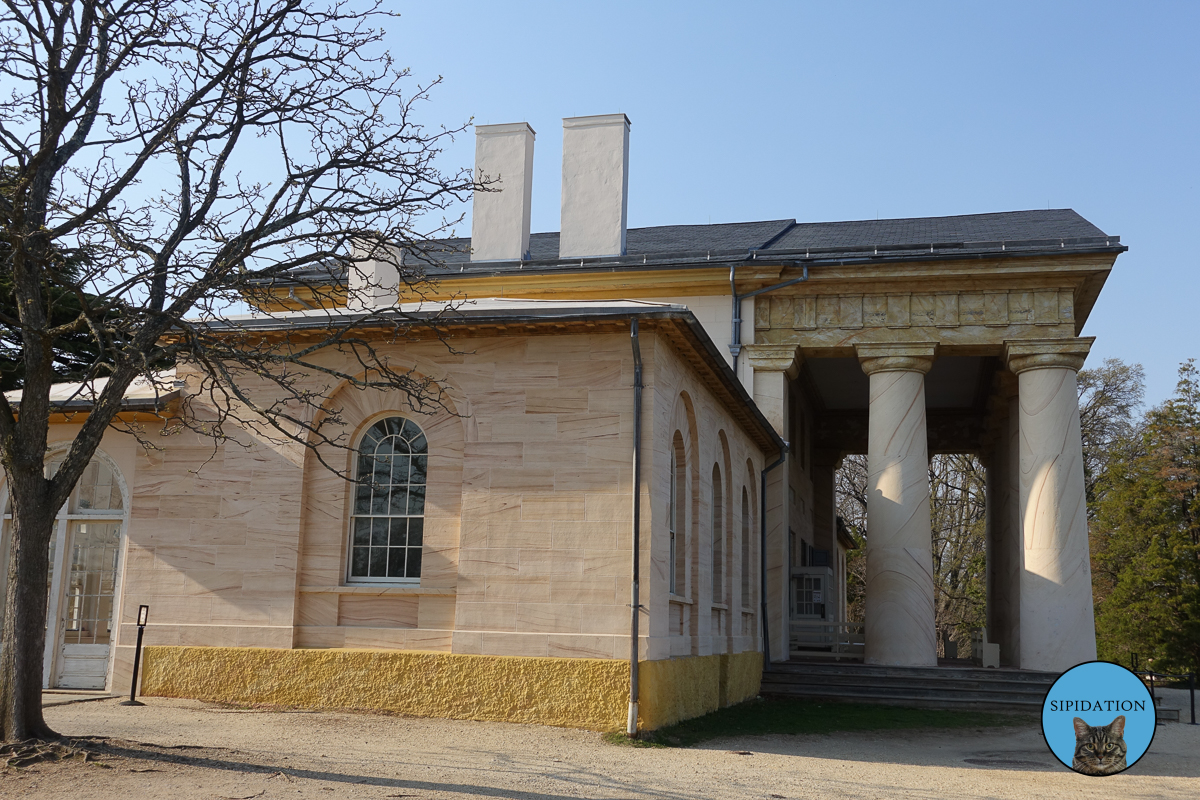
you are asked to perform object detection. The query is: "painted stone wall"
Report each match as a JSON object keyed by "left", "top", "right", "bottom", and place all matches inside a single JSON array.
[{"left": 141, "top": 645, "right": 763, "bottom": 731}]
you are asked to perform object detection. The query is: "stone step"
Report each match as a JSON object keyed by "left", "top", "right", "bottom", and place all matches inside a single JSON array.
[
  {"left": 761, "top": 662, "right": 1058, "bottom": 711},
  {"left": 772, "top": 662, "right": 1057, "bottom": 684},
  {"left": 761, "top": 677, "right": 1048, "bottom": 703},
  {"left": 762, "top": 671, "right": 1053, "bottom": 694},
  {"left": 759, "top": 683, "right": 1046, "bottom": 710}
]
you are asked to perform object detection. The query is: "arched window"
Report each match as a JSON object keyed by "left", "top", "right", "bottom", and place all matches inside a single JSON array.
[
  {"left": 711, "top": 463, "right": 723, "bottom": 603},
  {"left": 349, "top": 417, "right": 427, "bottom": 582},
  {"left": 741, "top": 486, "right": 751, "bottom": 607}
]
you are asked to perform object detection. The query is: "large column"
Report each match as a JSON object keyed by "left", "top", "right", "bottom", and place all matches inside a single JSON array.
[
  {"left": 745, "top": 344, "right": 798, "bottom": 663},
  {"left": 985, "top": 388, "right": 1022, "bottom": 665},
  {"left": 856, "top": 343, "right": 937, "bottom": 667},
  {"left": 1005, "top": 339, "right": 1097, "bottom": 672}
]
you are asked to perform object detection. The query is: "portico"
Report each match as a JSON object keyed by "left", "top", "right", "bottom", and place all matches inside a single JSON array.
[{"left": 745, "top": 254, "right": 1113, "bottom": 671}]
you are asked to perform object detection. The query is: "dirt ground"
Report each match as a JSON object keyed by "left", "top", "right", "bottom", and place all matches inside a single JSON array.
[{"left": 2, "top": 696, "right": 1197, "bottom": 800}]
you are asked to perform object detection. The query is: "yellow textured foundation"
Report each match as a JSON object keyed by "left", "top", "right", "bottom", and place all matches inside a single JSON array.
[
  {"left": 639, "top": 651, "right": 763, "bottom": 729},
  {"left": 141, "top": 646, "right": 762, "bottom": 731}
]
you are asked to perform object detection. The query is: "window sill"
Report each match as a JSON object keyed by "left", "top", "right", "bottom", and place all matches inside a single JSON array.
[
  {"left": 300, "top": 585, "right": 456, "bottom": 597},
  {"left": 668, "top": 594, "right": 692, "bottom": 606},
  {"left": 711, "top": 603, "right": 728, "bottom": 611}
]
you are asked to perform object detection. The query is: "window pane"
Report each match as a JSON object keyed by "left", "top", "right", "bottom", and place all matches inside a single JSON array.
[
  {"left": 407, "top": 517, "right": 423, "bottom": 547},
  {"left": 353, "top": 484, "right": 372, "bottom": 515},
  {"left": 407, "top": 484, "right": 426, "bottom": 515},
  {"left": 350, "top": 546, "right": 369, "bottom": 577},
  {"left": 390, "top": 456, "right": 410, "bottom": 486},
  {"left": 410, "top": 455, "right": 427, "bottom": 485},
  {"left": 384, "top": 417, "right": 402, "bottom": 437},
  {"left": 401, "top": 419, "right": 422, "bottom": 444},
  {"left": 388, "top": 487, "right": 408, "bottom": 515},
  {"left": 370, "top": 455, "right": 391, "bottom": 484},
  {"left": 370, "top": 488, "right": 388, "bottom": 516},
  {"left": 389, "top": 518, "right": 408, "bottom": 547},
  {"left": 387, "top": 547, "right": 406, "bottom": 578},
  {"left": 352, "top": 518, "right": 371, "bottom": 547},
  {"left": 356, "top": 455, "right": 373, "bottom": 480},
  {"left": 370, "top": 518, "right": 389, "bottom": 547},
  {"left": 405, "top": 548, "right": 422, "bottom": 579},
  {"left": 390, "top": 436, "right": 410, "bottom": 456},
  {"left": 369, "top": 547, "right": 387, "bottom": 577}
]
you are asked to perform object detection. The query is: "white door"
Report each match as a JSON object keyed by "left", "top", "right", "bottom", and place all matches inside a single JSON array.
[
  {"left": 5, "top": 457, "right": 129, "bottom": 692},
  {"left": 54, "top": 521, "right": 121, "bottom": 689}
]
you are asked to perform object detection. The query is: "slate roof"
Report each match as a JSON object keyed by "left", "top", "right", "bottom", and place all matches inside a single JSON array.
[
  {"left": 767, "top": 209, "right": 1107, "bottom": 252},
  {"left": 275, "top": 209, "right": 1122, "bottom": 286}
]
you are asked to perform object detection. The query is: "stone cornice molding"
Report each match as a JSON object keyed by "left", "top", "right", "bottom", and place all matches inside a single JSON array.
[
  {"left": 855, "top": 342, "right": 937, "bottom": 376},
  {"left": 744, "top": 343, "right": 801, "bottom": 377},
  {"left": 1004, "top": 337, "right": 1094, "bottom": 375}
]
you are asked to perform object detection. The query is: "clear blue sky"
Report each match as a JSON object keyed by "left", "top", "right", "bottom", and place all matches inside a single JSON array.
[{"left": 391, "top": 1, "right": 1198, "bottom": 406}]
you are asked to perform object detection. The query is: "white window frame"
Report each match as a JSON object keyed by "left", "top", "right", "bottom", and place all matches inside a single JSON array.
[{"left": 345, "top": 415, "right": 428, "bottom": 585}]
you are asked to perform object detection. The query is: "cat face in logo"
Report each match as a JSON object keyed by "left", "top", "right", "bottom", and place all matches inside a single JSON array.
[{"left": 1071, "top": 715, "right": 1127, "bottom": 776}]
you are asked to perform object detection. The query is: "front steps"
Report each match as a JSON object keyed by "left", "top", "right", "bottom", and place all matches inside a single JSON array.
[{"left": 760, "top": 660, "right": 1057, "bottom": 711}]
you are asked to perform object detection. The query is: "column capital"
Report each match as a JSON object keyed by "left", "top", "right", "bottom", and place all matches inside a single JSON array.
[
  {"left": 1003, "top": 337, "right": 1094, "bottom": 375},
  {"left": 855, "top": 342, "right": 937, "bottom": 376},
  {"left": 743, "top": 344, "right": 800, "bottom": 377}
]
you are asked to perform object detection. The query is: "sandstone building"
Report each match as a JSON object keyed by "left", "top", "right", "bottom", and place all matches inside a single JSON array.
[{"left": 1, "top": 114, "right": 1125, "bottom": 729}]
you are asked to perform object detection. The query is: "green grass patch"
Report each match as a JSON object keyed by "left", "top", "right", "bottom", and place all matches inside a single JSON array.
[{"left": 605, "top": 698, "right": 1034, "bottom": 748}]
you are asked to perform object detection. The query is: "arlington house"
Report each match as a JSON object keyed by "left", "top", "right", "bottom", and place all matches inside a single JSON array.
[{"left": 2, "top": 115, "right": 1125, "bottom": 731}]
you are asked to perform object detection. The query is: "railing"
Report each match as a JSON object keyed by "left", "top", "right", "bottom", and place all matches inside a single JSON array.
[
  {"left": 789, "top": 621, "right": 864, "bottom": 661},
  {"left": 1132, "top": 668, "right": 1197, "bottom": 726}
]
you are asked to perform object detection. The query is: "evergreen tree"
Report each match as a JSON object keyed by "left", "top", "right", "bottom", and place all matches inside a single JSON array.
[{"left": 1091, "top": 360, "right": 1200, "bottom": 674}]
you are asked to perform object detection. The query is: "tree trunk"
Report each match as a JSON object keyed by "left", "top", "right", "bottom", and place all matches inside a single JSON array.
[{"left": 0, "top": 471, "right": 59, "bottom": 742}]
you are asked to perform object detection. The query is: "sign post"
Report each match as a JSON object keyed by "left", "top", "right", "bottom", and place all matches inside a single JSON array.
[{"left": 121, "top": 604, "right": 149, "bottom": 707}]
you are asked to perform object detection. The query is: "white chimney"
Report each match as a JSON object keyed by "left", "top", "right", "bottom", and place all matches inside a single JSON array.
[
  {"left": 471, "top": 122, "right": 536, "bottom": 261},
  {"left": 559, "top": 114, "right": 630, "bottom": 259},
  {"left": 346, "top": 240, "right": 400, "bottom": 311}
]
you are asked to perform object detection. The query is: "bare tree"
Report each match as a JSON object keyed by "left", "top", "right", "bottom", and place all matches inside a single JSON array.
[
  {"left": 835, "top": 454, "right": 867, "bottom": 622},
  {"left": 1077, "top": 358, "right": 1145, "bottom": 513},
  {"left": 837, "top": 452, "right": 987, "bottom": 647},
  {"left": 0, "top": 0, "right": 476, "bottom": 743},
  {"left": 927, "top": 454, "right": 986, "bottom": 649}
]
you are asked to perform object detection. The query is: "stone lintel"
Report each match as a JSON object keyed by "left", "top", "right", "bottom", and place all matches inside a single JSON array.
[
  {"left": 744, "top": 343, "right": 801, "bottom": 377},
  {"left": 1003, "top": 337, "right": 1094, "bottom": 375},
  {"left": 855, "top": 342, "right": 937, "bottom": 376}
]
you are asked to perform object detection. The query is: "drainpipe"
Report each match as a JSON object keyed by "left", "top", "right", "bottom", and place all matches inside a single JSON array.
[
  {"left": 729, "top": 263, "right": 810, "bottom": 377},
  {"left": 627, "top": 318, "right": 644, "bottom": 737},
  {"left": 760, "top": 445, "right": 788, "bottom": 672},
  {"left": 729, "top": 264, "right": 742, "bottom": 373}
]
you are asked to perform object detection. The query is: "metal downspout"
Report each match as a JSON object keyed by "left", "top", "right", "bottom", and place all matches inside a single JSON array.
[
  {"left": 627, "top": 319, "right": 644, "bottom": 736},
  {"left": 730, "top": 264, "right": 741, "bottom": 374},
  {"left": 760, "top": 446, "right": 788, "bottom": 672},
  {"left": 729, "top": 263, "right": 809, "bottom": 377}
]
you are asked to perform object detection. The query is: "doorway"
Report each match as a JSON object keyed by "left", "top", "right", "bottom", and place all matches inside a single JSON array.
[{"left": 1, "top": 455, "right": 127, "bottom": 691}]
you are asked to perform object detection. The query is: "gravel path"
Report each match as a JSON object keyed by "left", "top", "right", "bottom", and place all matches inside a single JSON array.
[{"left": 2, "top": 697, "right": 1195, "bottom": 799}]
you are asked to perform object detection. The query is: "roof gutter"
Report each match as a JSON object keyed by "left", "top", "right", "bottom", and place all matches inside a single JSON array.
[{"left": 257, "top": 241, "right": 1126, "bottom": 288}]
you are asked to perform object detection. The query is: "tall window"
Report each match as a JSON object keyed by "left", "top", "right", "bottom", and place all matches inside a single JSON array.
[
  {"left": 711, "top": 464, "right": 723, "bottom": 603},
  {"left": 349, "top": 417, "right": 427, "bottom": 582},
  {"left": 741, "top": 486, "right": 751, "bottom": 607},
  {"left": 670, "top": 432, "right": 686, "bottom": 596},
  {"left": 669, "top": 448, "right": 678, "bottom": 595}
]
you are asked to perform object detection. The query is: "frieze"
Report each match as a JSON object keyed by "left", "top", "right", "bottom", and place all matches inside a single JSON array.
[{"left": 756, "top": 289, "right": 1074, "bottom": 332}]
